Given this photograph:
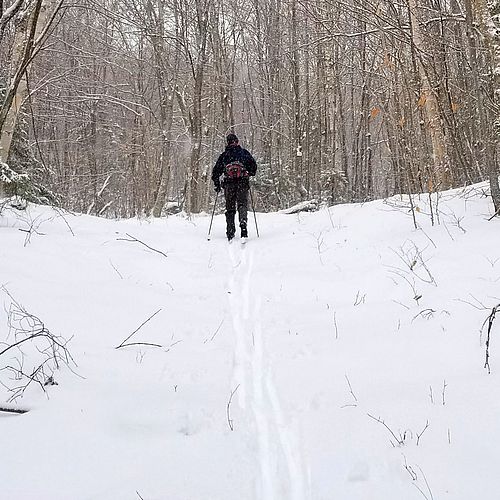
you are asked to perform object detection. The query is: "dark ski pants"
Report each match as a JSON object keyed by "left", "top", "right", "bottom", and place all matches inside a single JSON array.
[{"left": 224, "top": 180, "right": 249, "bottom": 237}]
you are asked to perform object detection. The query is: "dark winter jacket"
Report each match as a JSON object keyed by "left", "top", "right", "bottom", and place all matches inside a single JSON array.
[{"left": 211, "top": 144, "right": 257, "bottom": 185}]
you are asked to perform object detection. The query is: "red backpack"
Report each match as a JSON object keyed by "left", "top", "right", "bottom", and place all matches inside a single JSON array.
[{"left": 225, "top": 161, "right": 248, "bottom": 179}]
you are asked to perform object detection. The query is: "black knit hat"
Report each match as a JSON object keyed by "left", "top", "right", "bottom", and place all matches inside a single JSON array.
[{"left": 226, "top": 133, "right": 238, "bottom": 145}]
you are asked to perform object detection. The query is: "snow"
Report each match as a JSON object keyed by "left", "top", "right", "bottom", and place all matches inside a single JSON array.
[{"left": 1, "top": 184, "right": 500, "bottom": 499}]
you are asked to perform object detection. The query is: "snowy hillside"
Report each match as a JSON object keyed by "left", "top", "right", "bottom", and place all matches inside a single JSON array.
[{"left": 1, "top": 185, "right": 499, "bottom": 500}]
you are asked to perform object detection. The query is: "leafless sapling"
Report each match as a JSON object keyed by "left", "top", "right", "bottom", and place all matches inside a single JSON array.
[{"left": 482, "top": 304, "right": 500, "bottom": 374}]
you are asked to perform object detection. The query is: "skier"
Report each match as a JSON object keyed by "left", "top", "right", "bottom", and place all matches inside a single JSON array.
[{"left": 211, "top": 133, "right": 257, "bottom": 241}]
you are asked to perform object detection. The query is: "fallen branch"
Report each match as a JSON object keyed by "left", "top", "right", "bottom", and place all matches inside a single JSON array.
[
  {"left": 488, "top": 206, "right": 500, "bottom": 221},
  {"left": 204, "top": 318, "right": 224, "bottom": 344},
  {"left": 0, "top": 405, "right": 29, "bottom": 414},
  {"left": 117, "top": 233, "right": 168, "bottom": 258},
  {"left": 116, "top": 309, "right": 163, "bottom": 349},
  {"left": 116, "top": 341, "right": 162, "bottom": 349}
]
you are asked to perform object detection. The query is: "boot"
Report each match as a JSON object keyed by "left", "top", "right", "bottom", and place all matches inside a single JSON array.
[
  {"left": 226, "top": 217, "right": 236, "bottom": 241},
  {"left": 240, "top": 223, "right": 248, "bottom": 238}
]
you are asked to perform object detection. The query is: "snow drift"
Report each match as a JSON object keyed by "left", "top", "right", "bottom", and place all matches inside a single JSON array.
[{"left": 1, "top": 184, "right": 499, "bottom": 500}]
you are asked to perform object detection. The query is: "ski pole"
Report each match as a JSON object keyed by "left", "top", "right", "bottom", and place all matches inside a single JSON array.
[
  {"left": 208, "top": 189, "right": 219, "bottom": 239},
  {"left": 249, "top": 186, "right": 259, "bottom": 238}
]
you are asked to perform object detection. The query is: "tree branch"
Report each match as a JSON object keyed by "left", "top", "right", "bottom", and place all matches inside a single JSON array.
[
  {"left": 116, "top": 308, "right": 162, "bottom": 349},
  {"left": 117, "top": 233, "right": 168, "bottom": 258}
]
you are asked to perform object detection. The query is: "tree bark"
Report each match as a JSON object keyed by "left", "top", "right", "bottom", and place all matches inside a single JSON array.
[{"left": 407, "top": 0, "right": 450, "bottom": 189}]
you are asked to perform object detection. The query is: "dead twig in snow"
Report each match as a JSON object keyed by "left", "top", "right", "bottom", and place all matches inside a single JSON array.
[
  {"left": 18, "top": 213, "right": 47, "bottom": 246},
  {"left": 448, "top": 212, "right": 466, "bottom": 233},
  {"left": 117, "top": 233, "right": 168, "bottom": 258},
  {"left": 333, "top": 311, "right": 339, "bottom": 339},
  {"left": 353, "top": 290, "right": 366, "bottom": 306},
  {"left": 391, "top": 242, "right": 437, "bottom": 286},
  {"left": 416, "top": 420, "right": 430, "bottom": 446},
  {"left": 482, "top": 304, "right": 500, "bottom": 374},
  {"left": 389, "top": 270, "right": 422, "bottom": 304},
  {"left": 345, "top": 374, "right": 358, "bottom": 403},
  {"left": 402, "top": 456, "right": 434, "bottom": 500},
  {"left": 367, "top": 413, "right": 407, "bottom": 447},
  {"left": 52, "top": 206, "right": 75, "bottom": 236},
  {"left": 485, "top": 256, "right": 500, "bottom": 268},
  {"left": 415, "top": 465, "right": 435, "bottom": 500},
  {"left": 227, "top": 384, "right": 240, "bottom": 431},
  {"left": 442, "top": 380, "right": 447, "bottom": 406},
  {"left": 454, "top": 295, "right": 488, "bottom": 311},
  {"left": 109, "top": 259, "right": 124, "bottom": 279},
  {"left": 402, "top": 454, "right": 417, "bottom": 481},
  {"left": 164, "top": 339, "right": 182, "bottom": 353},
  {"left": 204, "top": 318, "right": 224, "bottom": 344},
  {"left": 418, "top": 227, "right": 437, "bottom": 249},
  {"left": 392, "top": 299, "right": 410, "bottom": 310},
  {"left": 412, "top": 309, "right": 436, "bottom": 322},
  {"left": 116, "top": 309, "right": 163, "bottom": 349}
]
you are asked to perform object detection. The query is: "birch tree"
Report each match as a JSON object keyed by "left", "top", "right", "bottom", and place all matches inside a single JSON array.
[{"left": 0, "top": 0, "right": 64, "bottom": 197}]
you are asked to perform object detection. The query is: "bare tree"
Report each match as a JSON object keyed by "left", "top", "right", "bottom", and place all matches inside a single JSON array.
[
  {"left": 1, "top": 0, "right": 497, "bottom": 214},
  {"left": 0, "top": 0, "right": 64, "bottom": 197}
]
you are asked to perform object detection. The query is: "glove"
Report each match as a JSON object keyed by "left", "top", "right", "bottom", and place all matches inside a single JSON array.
[{"left": 214, "top": 180, "right": 221, "bottom": 193}]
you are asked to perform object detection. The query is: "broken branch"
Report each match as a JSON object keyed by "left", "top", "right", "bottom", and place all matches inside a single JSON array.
[{"left": 116, "top": 308, "right": 162, "bottom": 349}]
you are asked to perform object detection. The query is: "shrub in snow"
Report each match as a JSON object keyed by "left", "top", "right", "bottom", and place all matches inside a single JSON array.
[
  {"left": 0, "top": 290, "right": 75, "bottom": 405},
  {"left": 0, "top": 161, "right": 58, "bottom": 206}
]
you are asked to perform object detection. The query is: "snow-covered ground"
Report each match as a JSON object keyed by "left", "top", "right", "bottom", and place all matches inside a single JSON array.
[{"left": 1, "top": 184, "right": 499, "bottom": 500}]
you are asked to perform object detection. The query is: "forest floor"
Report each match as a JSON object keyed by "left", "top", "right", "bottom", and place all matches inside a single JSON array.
[{"left": 1, "top": 184, "right": 499, "bottom": 499}]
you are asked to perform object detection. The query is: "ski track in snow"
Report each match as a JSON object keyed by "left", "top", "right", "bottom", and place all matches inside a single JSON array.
[
  {"left": 227, "top": 241, "right": 308, "bottom": 500},
  {"left": 4, "top": 188, "right": 500, "bottom": 499}
]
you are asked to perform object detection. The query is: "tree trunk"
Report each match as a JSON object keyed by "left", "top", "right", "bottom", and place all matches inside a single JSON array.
[
  {"left": 149, "top": 0, "right": 176, "bottom": 217},
  {"left": 407, "top": 0, "right": 450, "bottom": 189},
  {"left": 0, "top": 0, "right": 43, "bottom": 165},
  {"left": 0, "top": 0, "right": 61, "bottom": 197}
]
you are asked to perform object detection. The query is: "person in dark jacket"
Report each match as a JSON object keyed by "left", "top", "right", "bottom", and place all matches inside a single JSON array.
[{"left": 212, "top": 133, "right": 257, "bottom": 240}]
